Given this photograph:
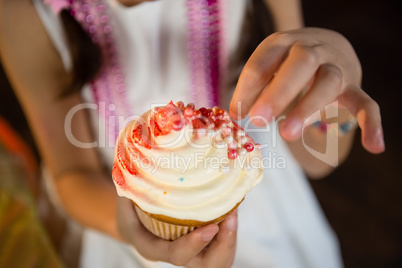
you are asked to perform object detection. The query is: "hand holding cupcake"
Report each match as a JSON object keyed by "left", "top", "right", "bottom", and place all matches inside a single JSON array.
[{"left": 113, "top": 101, "right": 263, "bottom": 240}]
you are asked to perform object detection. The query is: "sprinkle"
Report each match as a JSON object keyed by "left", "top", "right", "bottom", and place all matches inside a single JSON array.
[
  {"left": 236, "top": 130, "right": 245, "bottom": 137},
  {"left": 228, "top": 142, "right": 238, "bottom": 150},
  {"left": 184, "top": 107, "right": 194, "bottom": 117},
  {"left": 244, "top": 142, "right": 254, "bottom": 152},
  {"left": 215, "top": 113, "right": 223, "bottom": 120},
  {"left": 239, "top": 136, "right": 247, "bottom": 145},
  {"left": 164, "top": 191, "right": 167, "bottom": 195},
  {"left": 204, "top": 109, "right": 213, "bottom": 117},
  {"left": 228, "top": 149, "right": 239, "bottom": 160},
  {"left": 172, "top": 120, "right": 184, "bottom": 131},
  {"left": 175, "top": 101, "right": 185, "bottom": 109},
  {"left": 238, "top": 148, "right": 247, "bottom": 156},
  {"left": 199, "top": 107, "right": 207, "bottom": 115},
  {"left": 180, "top": 178, "right": 184, "bottom": 182},
  {"left": 313, "top": 121, "right": 321, "bottom": 128},
  {"left": 194, "top": 110, "right": 202, "bottom": 118},
  {"left": 187, "top": 102, "right": 195, "bottom": 110},
  {"left": 215, "top": 120, "right": 227, "bottom": 129}
]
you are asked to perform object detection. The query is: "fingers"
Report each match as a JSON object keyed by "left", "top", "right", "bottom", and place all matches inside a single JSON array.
[
  {"left": 230, "top": 34, "right": 289, "bottom": 120},
  {"left": 205, "top": 210, "right": 238, "bottom": 267},
  {"left": 117, "top": 197, "right": 219, "bottom": 266},
  {"left": 248, "top": 42, "right": 320, "bottom": 126},
  {"left": 134, "top": 219, "right": 219, "bottom": 266},
  {"left": 160, "top": 224, "right": 219, "bottom": 266},
  {"left": 187, "top": 210, "right": 238, "bottom": 268},
  {"left": 230, "top": 28, "right": 384, "bottom": 155},
  {"left": 339, "top": 85, "right": 385, "bottom": 153},
  {"left": 280, "top": 64, "right": 343, "bottom": 140},
  {"left": 118, "top": 199, "right": 240, "bottom": 267}
]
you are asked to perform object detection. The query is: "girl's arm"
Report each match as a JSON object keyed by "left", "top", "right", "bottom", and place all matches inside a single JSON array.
[
  {"left": 0, "top": 0, "right": 120, "bottom": 238},
  {"left": 0, "top": 1, "right": 237, "bottom": 266},
  {"left": 263, "top": 0, "right": 304, "bottom": 30}
]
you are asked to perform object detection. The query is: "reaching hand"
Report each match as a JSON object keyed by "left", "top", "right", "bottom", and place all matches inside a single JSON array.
[{"left": 230, "top": 27, "right": 385, "bottom": 154}]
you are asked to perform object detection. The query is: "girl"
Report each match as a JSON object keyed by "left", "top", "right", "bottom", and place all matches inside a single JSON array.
[{"left": 0, "top": 0, "right": 384, "bottom": 267}]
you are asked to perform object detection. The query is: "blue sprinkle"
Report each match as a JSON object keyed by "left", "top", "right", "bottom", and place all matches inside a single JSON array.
[
  {"left": 313, "top": 121, "right": 321, "bottom": 127},
  {"left": 180, "top": 178, "right": 184, "bottom": 182}
]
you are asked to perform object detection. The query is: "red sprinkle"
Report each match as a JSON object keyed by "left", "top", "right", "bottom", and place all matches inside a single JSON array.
[
  {"left": 244, "top": 142, "right": 254, "bottom": 152},
  {"left": 199, "top": 107, "right": 207, "bottom": 115},
  {"left": 187, "top": 102, "right": 195, "bottom": 110},
  {"left": 203, "top": 109, "right": 213, "bottom": 117},
  {"left": 172, "top": 119, "right": 184, "bottom": 131},
  {"left": 194, "top": 110, "right": 202, "bottom": 118},
  {"left": 228, "top": 149, "right": 238, "bottom": 160},
  {"left": 215, "top": 120, "right": 227, "bottom": 129},
  {"left": 215, "top": 113, "right": 224, "bottom": 120},
  {"left": 176, "top": 101, "right": 185, "bottom": 110},
  {"left": 184, "top": 107, "right": 194, "bottom": 117},
  {"left": 192, "top": 118, "right": 206, "bottom": 129}
]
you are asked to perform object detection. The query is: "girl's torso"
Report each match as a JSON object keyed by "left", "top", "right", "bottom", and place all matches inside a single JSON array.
[{"left": 33, "top": 1, "right": 343, "bottom": 267}]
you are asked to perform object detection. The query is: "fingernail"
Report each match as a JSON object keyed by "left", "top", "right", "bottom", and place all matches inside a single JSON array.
[
  {"left": 375, "top": 128, "right": 385, "bottom": 150},
  {"left": 281, "top": 117, "right": 302, "bottom": 139},
  {"left": 226, "top": 213, "right": 238, "bottom": 231},
  {"left": 201, "top": 227, "right": 218, "bottom": 242},
  {"left": 229, "top": 110, "right": 241, "bottom": 121}
]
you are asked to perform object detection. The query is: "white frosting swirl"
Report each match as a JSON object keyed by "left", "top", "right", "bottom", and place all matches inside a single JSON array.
[{"left": 113, "top": 107, "right": 263, "bottom": 222}]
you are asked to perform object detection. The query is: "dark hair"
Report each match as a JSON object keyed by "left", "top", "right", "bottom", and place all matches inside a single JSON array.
[
  {"left": 59, "top": 10, "right": 102, "bottom": 97},
  {"left": 60, "top": 0, "right": 273, "bottom": 96},
  {"left": 228, "top": 0, "right": 274, "bottom": 87}
]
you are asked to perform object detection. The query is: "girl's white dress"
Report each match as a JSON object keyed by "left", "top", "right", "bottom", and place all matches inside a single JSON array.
[{"left": 33, "top": 0, "right": 343, "bottom": 267}]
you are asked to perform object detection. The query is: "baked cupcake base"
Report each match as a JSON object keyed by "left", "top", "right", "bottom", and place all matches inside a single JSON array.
[{"left": 133, "top": 200, "right": 243, "bottom": 240}]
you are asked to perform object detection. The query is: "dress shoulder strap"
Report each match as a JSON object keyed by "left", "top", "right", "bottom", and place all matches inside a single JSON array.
[{"left": 32, "top": 0, "right": 73, "bottom": 71}]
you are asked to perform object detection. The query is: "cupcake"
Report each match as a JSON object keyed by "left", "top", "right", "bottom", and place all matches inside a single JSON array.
[{"left": 112, "top": 101, "right": 263, "bottom": 240}]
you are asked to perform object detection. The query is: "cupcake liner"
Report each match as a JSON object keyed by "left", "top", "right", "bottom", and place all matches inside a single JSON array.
[
  {"left": 134, "top": 206, "right": 195, "bottom": 240},
  {"left": 133, "top": 199, "right": 243, "bottom": 241}
]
